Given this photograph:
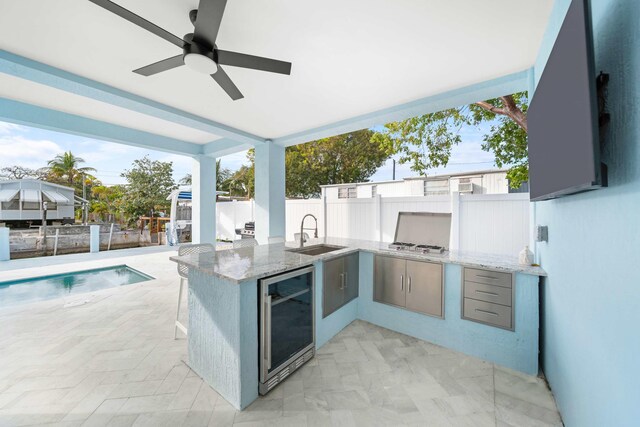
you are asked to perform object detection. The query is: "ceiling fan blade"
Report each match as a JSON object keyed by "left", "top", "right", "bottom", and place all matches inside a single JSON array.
[
  {"left": 216, "top": 50, "right": 292, "bottom": 75},
  {"left": 133, "top": 55, "right": 185, "bottom": 76},
  {"left": 193, "top": 0, "right": 228, "bottom": 48},
  {"left": 211, "top": 67, "right": 243, "bottom": 100},
  {"left": 89, "top": 0, "right": 186, "bottom": 49}
]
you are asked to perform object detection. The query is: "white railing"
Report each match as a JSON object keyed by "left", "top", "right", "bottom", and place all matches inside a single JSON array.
[{"left": 215, "top": 193, "right": 531, "bottom": 257}]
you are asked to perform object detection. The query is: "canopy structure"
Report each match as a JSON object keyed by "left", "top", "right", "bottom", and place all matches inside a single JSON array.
[
  {"left": 20, "top": 189, "right": 40, "bottom": 203},
  {"left": 0, "top": 1, "right": 555, "bottom": 243},
  {"left": 42, "top": 190, "right": 70, "bottom": 204}
]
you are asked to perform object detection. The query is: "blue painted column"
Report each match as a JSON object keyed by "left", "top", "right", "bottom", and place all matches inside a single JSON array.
[
  {"left": 254, "top": 141, "right": 285, "bottom": 244},
  {"left": 89, "top": 225, "right": 100, "bottom": 253},
  {"left": 192, "top": 155, "right": 216, "bottom": 245},
  {"left": 0, "top": 227, "right": 9, "bottom": 261}
]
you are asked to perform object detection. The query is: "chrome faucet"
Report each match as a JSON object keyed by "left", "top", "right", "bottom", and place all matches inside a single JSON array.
[{"left": 299, "top": 214, "right": 318, "bottom": 248}]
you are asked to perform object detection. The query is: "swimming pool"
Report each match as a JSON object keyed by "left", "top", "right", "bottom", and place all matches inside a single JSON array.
[{"left": 0, "top": 265, "right": 154, "bottom": 307}]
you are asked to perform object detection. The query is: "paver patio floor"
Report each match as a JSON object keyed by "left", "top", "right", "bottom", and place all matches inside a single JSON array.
[{"left": 0, "top": 249, "right": 562, "bottom": 426}]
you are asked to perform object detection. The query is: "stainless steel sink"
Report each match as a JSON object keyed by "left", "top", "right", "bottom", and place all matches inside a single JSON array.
[{"left": 286, "top": 244, "right": 345, "bottom": 256}]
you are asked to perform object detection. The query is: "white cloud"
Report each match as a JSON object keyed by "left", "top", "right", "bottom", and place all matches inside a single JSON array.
[
  {"left": 0, "top": 122, "right": 25, "bottom": 135},
  {"left": 0, "top": 135, "right": 63, "bottom": 169},
  {"left": 219, "top": 150, "right": 250, "bottom": 171},
  {"left": 76, "top": 141, "right": 146, "bottom": 166}
]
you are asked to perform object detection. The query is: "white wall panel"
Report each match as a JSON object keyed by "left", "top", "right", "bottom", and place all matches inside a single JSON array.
[
  {"left": 216, "top": 201, "right": 254, "bottom": 241},
  {"left": 213, "top": 193, "right": 530, "bottom": 257},
  {"left": 285, "top": 199, "right": 324, "bottom": 241},
  {"left": 458, "top": 193, "right": 530, "bottom": 256}
]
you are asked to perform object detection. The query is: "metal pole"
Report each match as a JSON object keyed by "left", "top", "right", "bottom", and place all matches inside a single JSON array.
[
  {"left": 42, "top": 201, "right": 48, "bottom": 255},
  {"left": 82, "top": 174, "right": 87, "bottom": 225},
  {"left": 53, "top": 228, "right": 59, "bottom": 256},
  {"left": 107, "top": 223, "right": 114, "bottom": 251},
  {"left": 392, "top": 159, "right": 396, "bottom": 180}
]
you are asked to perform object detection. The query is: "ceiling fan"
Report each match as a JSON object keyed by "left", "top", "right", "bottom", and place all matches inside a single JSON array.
[{"left": 88, "top": 0, "right": 292, "bottom": 100}]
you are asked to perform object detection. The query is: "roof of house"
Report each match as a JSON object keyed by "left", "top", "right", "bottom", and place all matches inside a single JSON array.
[
  {"left": 320, "top": 169, "right": 508, "bottom": 188},
  {"left": 0, "top": 179, "right": 75, "bottom": 192}
]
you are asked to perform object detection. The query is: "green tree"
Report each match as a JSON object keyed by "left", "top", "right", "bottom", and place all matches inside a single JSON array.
[
  {"left": 91, "top": 185, "right": 125, "bottom": 223},
  {"left": 120, "top": 156, "right": 176, "bottom": 224},
  {"left": 227, "top": 164, "right": 254, "bottom": 198},
  {"left": 375, "top": 93, "right": 529, "bottom": 188},
  {"left": 45, "top": 151, "right": 97, "bottom": 187},
  {"left": 233, "top": 130, "right": 392, "bottom": 199},
  {"left": 285, "top": 129, "right": 393, "bottom": 198}
]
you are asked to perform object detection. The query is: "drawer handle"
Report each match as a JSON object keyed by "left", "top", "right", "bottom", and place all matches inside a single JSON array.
[
  {"left": 477, "top": 274, "right": 501, "bottom": 280},
  {"left": 475, "top": 308, "right": 499, "bottom": 317},
  {"left": 475, "top": 290, "right": 499, "bottom": 296}
]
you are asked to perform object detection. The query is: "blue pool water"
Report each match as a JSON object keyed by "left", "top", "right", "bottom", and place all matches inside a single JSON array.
[{"left": 0, "top": 265, "right": 154, "bottom": 307}]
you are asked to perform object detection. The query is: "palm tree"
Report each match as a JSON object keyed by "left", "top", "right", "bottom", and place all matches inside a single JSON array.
[
  {"left": 46, "top": 151, "right": 96, "bottom": 186},
  {"left": 179, "top": 174, "right": 192, "bottom": 185},
  {"left": 178, "top": 160, "right": 231, "bottom": 190}
]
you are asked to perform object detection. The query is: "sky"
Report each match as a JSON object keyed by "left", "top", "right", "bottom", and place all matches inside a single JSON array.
[{"left": 0, "top": 119, "right": 499, "bottom": 186}]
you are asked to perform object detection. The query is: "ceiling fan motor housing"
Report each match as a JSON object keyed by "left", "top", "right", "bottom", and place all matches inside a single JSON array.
[{"left": 183, "top": 34, "right": 219, "bottom": 74}]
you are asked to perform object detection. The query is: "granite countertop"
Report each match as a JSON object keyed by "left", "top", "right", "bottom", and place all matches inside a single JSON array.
[{"left": 170, "top": 237, "right": 546, "bottom": 284}]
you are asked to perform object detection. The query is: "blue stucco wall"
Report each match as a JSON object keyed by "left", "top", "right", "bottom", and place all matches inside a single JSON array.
[
  {"left": 188, "top": 270, "right": 258, "bottom": 410},
  {"left": 355, "top": 253, "right": 540, "bottom": 375},
  {"left": 533, "top": 1, "right": 640, "bottom": 425}
]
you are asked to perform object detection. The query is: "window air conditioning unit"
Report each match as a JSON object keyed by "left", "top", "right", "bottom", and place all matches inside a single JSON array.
[{"left": 458, "top": 182, "right": 474, "bottom": 193}]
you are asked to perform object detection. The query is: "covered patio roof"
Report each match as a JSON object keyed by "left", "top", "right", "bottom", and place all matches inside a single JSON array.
[
  {"left": 0, "top": 0, "right": 552, "bottom": 155},
  {"left": 0, "top": 0, "right": 554, "bottom": 244}
]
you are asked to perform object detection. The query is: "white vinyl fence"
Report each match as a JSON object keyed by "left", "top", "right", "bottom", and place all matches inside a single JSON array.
[{"left": 215, "top": 193, "right": 530, "bottom": 257}]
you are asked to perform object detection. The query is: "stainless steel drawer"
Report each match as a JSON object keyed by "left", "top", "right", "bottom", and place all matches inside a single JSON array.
[
  {"left": 464, "top": 281, "right": 512, "bottom": 307},
  {"left": 464, "top": 268, "right": 512, "bottom": 288},
  {"left": 463, "top": 298, "right": 512, "bottom": 330}
]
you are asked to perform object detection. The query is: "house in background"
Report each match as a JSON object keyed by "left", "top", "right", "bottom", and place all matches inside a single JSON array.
[
  {"left": 0, "top": 179, "right": 78, "bottom": 227},
  {"left": 321, "top": 169, "right": 525, "bottom": 199}
]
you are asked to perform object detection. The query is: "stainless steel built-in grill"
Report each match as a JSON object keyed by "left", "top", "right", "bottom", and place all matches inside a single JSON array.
[
  {"left": 388, "top": 212, "right": 452, "bottom": 254},
  {"left": 235, "top": 221, "right": 255, "bottom": 239}
]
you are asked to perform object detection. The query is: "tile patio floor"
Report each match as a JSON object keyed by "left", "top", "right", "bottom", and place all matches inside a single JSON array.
[{"left": 0, "top": 249, "right": 562, "bottom": 426}]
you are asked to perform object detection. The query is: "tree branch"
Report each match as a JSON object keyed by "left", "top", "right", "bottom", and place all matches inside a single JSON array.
[
  {"left": 474, "top": 95, "right": 528, "bottom": 132},
  {"left": 475, "top": 101, "right": 508, "bottom": 116}
]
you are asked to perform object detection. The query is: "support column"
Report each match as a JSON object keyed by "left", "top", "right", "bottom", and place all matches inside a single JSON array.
[
  {"left": 89, "top": 225, "right": 100, "bottom": 253},
  {"left": 192, "top": 155, "right": 217, "bottom": 245},
  {"left": 254, "top": 141, "right": 285, "bottom": 244},
  {"left": 0, "top": 227, "right": 9, "bottom": 261}
]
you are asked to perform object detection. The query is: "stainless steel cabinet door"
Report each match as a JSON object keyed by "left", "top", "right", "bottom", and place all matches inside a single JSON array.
[
  {"left": 405, "top": 260, "right": 443, "bottom": 317},
  {"left": 374, "top": 255, "right": 406, "bottom": 308},
  {"left": 323, "top": 257, "right": 344, "bottom": 318},
  {"left": 344, "top": 253, "right": 359, "bottom": 304}
]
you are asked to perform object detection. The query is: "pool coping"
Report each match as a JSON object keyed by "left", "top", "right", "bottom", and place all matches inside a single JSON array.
[{"left": 0, "top": 264, "right": 155, "bottom": 286}]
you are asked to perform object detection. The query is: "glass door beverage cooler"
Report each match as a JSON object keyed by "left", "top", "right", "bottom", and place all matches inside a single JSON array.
[{"left": 259, "top": 266, "right": 315, "bottom": 395}]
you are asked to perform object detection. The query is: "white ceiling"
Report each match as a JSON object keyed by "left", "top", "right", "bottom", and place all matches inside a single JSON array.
[
  {"left": 0, "top": 0, "right": 554, "bottom": 141},
  {"left": 0, "top": 73, "right": 220, "bottom": 144}
]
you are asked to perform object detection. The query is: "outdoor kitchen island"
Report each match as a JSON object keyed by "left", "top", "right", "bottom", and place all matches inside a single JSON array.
[{"left": 170, "top": 237, "right": 546, "bottom": 410}]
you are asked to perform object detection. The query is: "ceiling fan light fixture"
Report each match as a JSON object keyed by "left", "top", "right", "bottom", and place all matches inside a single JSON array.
[{"left": 184, "top": 53, "right": 218, "bottom": 74}]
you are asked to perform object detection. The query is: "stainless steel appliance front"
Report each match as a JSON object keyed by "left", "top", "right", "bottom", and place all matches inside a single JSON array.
[{"left": 259, "top": 266, "right": 315, "bottom": 395}]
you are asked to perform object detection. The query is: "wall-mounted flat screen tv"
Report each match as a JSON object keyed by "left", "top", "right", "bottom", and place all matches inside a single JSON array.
[{"left": 528, "top": 0, "right": 605, "bottom": 201}]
